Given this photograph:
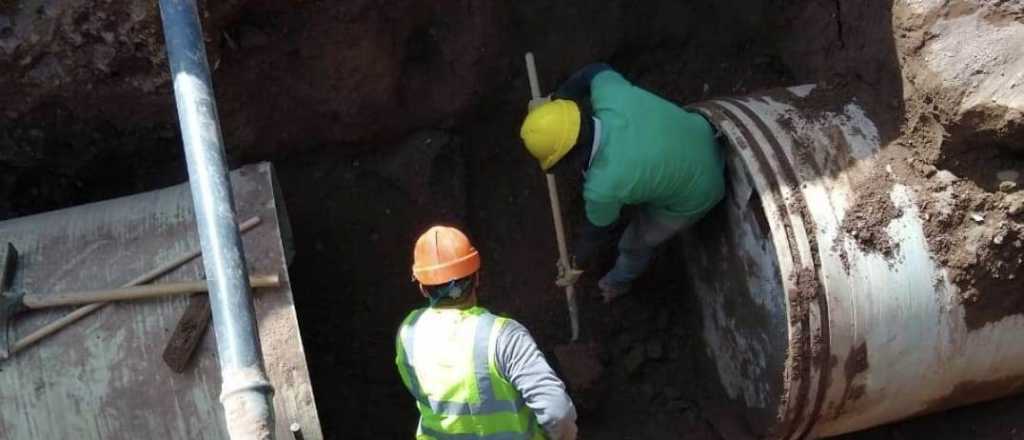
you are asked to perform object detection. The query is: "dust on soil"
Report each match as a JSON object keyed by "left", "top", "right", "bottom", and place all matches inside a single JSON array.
[{"left": 882, "top": 0, "right": 1024, "bottom": 331}]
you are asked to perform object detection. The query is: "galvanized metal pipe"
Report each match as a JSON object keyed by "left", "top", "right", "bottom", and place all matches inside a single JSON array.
[{"left": 157, "top": 0, "right": 275, "bottom": 438}]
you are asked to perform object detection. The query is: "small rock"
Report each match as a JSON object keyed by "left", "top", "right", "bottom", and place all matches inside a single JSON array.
[
  {"left": 996, "top": 169, "right": 1020, "bottom": 183},
  {"left": 1007, "top": 195, "right": 1024, "bottom": 216},
  {"left": 934, "top": 170, "right": 959, "bottom": 187},
  {"left": 623, "top": 346, "right": 646, "bottom": 376},
  {"left": 970, "top": 213, "right": 984, "bottom": 223},
  {"left": 646, "top": 339, "right": 664, "bottom": 360},
  {"left": 1000, "top": 181, "right": 1018, "bottom": 193}
]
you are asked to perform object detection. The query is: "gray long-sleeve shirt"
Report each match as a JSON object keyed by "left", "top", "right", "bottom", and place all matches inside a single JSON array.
[{"left": 495, "top": 320, "right": 578, "bottom": 440}]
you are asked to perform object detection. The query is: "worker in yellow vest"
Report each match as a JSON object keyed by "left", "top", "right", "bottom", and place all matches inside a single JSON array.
[{"left": 396, "top": 225, "right": 578, "bottom": 439}]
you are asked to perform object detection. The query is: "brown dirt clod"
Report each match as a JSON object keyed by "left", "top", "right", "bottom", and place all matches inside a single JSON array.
[{"left": 839, "top": 172, "right": 903, "bottom": 259}]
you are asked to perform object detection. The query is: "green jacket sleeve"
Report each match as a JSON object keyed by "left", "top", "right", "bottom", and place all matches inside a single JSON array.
[{"left": 584, "top": 198, "right": 623, "bottom": 227}]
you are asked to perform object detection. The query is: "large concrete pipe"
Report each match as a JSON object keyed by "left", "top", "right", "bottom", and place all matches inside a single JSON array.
[{"left": 682, "top": 85, "right": 1024, "bottom": 438}]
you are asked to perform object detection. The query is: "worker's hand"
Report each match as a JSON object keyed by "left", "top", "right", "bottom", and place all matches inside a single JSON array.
[
  {"left": 528, "top": 95, "right": 551, "bottom": 112},
  {"left": 555, "top": 259, "right": 583, "bottom": 288}
]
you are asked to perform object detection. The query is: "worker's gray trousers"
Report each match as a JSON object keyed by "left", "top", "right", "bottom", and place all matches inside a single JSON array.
[{"left": 601, "top": 211, "right": 693, "bottom": 290}]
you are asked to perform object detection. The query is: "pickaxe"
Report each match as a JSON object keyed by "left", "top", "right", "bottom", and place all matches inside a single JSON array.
[{"left": 0, "top": 242, "right": 279, "bottom": 361}]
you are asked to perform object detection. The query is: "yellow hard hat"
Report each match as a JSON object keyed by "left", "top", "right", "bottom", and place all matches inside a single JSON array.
[{"left": 520, "top": 99, "right": 581, "bottom": 171}]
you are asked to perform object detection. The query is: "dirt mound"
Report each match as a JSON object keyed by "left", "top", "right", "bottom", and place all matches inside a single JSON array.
[{"left": 886, "top": 0, "right": 1024, "bottom": 330}]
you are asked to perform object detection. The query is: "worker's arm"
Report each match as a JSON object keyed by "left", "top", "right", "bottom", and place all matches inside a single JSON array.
[
  {"left": 496, "top": 320, "right": 578, "bottom": 440},
  {"left": 573, "top": 215, "right": 619, "bottom": 269},
  {"left": 555, "top": 63, "right": 613, "bottom": 101},
  {"left": 568, "top": 196, "right": 622, "bottom": 270}
]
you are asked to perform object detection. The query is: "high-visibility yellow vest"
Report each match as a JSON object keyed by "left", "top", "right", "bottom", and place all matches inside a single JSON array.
[{"left": 395, "top": 306, "right": 545, "bottom": 439}]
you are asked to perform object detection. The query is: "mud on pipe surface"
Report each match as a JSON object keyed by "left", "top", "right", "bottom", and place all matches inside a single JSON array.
[{"left": 681, "top": 85, "right": 1024, "bottom": 438}]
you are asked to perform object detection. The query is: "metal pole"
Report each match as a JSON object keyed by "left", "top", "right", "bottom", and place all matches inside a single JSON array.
[{"left": 157, "top": 1, "right": 275, "bottom": 438}]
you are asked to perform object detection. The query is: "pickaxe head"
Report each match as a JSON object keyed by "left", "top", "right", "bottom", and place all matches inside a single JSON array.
[{"left": 0, "top": 243, "right": 22, "bottom": 361}]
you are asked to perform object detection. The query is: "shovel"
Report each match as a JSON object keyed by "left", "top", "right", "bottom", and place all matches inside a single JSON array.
[{"left": 525, "top": 52, "right": 580, "bottom": 341}]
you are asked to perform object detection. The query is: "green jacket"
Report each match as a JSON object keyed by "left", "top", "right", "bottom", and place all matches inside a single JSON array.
[{"left": 584, "top": 70, "right": 725, "bottom": 226}]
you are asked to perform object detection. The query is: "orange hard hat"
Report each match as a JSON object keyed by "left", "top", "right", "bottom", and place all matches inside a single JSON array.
[{"left": 412, "top": 226, "right": 481, "bottom": 286}]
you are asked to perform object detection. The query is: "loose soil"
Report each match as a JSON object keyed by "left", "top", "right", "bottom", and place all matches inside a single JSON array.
[{"left": 838, "top": 172, "right": 904, "bottom": 259}]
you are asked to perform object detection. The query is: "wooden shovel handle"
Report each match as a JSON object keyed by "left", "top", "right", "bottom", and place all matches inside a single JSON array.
[
  {"left": 23, "top": 274, "right": 279, "bottom": 309},
  {"left": 525, "top": 52, "right": 580, "bottom": 341}
]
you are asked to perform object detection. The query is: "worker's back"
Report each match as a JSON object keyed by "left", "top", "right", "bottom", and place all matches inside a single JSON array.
[
  {"left": 584, "top": 70, "right": 726, "bottom": 225},
  {"left": 396, "top": 306, "right": 545, "bottom": 439}
]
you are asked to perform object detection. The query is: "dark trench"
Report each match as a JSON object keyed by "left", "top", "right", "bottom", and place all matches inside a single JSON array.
[{"left": 3, "top": 0, "right": 1024, "bottom": 439}]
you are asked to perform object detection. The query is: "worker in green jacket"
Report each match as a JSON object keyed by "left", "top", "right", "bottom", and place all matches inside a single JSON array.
[{"left": 520, "top": 63, "right": 726, "bottom": 302}]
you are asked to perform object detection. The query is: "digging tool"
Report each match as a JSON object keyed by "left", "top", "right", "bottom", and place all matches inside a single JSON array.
[
  {"left": 0, "top": 215, "right": 263, "bottom": 360},
  {"left": 0, "top": 260, "right": 279, "bottom": 361},
  {"left": 525, "top": 52, "right": 580, "bottom": 341},
  {"left": 162, "top": 217, "right": 266, "bottom": 373},
  {"left": 162, "top": 293, "right": 212, "bottom": 373}
]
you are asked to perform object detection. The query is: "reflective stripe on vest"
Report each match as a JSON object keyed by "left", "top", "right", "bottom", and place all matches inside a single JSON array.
[{"left": 396, "top": 307, "right": 544, "bottom": 439}]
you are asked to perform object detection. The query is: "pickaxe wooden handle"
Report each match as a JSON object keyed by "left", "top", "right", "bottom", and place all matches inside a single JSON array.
[
  {"left": 21, "top": 274, "right": 280, "bottom": 309},
  {"left": 6, "top": 216, "right": 263, "bottom": 359}
]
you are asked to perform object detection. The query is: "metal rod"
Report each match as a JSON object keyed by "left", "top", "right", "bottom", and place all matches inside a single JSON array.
[{"left": 157, "top": 1, "right": 276, "bottom": 438}]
